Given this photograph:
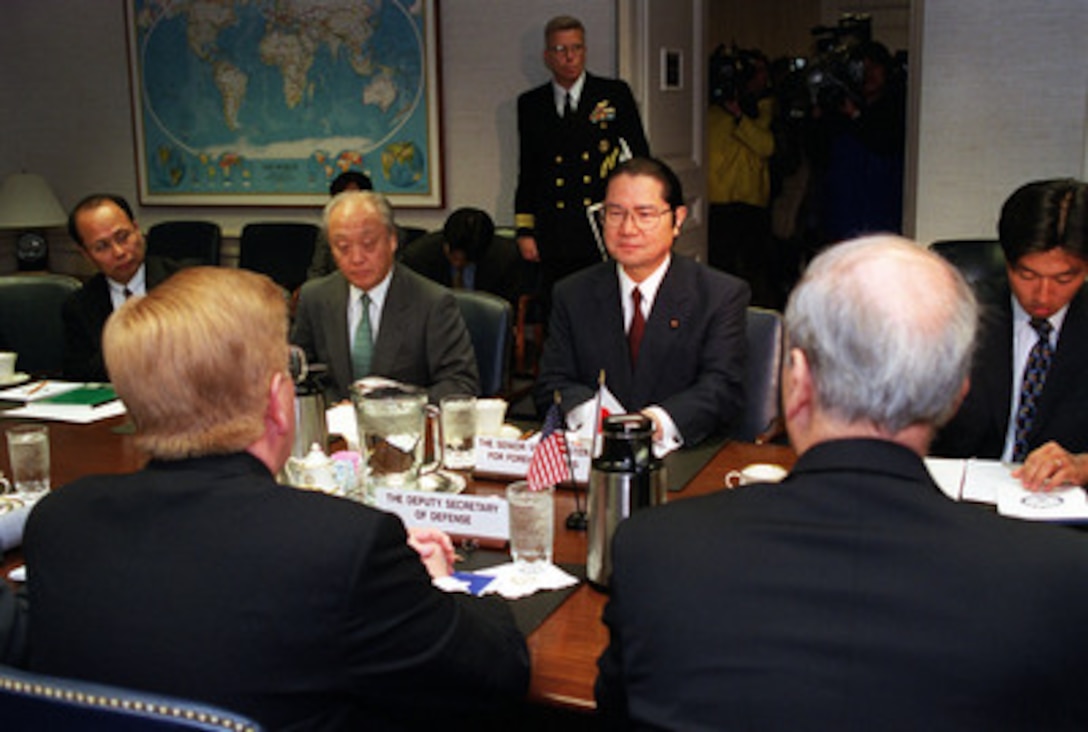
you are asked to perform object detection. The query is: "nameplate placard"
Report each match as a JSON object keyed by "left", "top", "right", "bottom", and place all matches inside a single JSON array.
[
  {"left": 474, "top": 435, "right": 592, "bottom": 484},
  {"left": 377, "top": 489, "right": 509, "bottom": 541}
]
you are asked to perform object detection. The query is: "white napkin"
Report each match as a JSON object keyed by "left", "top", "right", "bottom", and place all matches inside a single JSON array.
[
  {"left": 0, "top": 494, "right": 39, "bottom": 552},
  {"left": 476, "top": 562, "right": 580, "bottom": 599}
]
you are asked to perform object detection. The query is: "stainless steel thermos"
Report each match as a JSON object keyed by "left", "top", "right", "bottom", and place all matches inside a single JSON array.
[{"left": 586, "top": 414, "right": 667, "bottom": 588}]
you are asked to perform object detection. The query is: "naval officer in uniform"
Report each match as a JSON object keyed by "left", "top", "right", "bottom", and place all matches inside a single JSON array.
[{"left": 515, "top": 15, "right": 650, "bottom": 302}]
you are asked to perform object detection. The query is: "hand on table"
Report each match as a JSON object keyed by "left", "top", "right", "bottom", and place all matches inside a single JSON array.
[
  {"left": 1012, "top": 441, "right": 1088, "bottom": 492},
  {"left": 407, "top": 526, "right": 456, "bottom": 579}
]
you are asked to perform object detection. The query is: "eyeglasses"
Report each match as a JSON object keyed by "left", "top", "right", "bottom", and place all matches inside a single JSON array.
[
  {"left": 598, "top": 204, "right": 673, "bottom": 231},
  {"left": 87, "top": 228, "right": 135, "bottom": 256},
  {"left": 547, "top": 43, "right": 585, "bottom": 56}
]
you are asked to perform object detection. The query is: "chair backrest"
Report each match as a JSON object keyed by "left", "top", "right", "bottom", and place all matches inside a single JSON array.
[
  {"left": 0, "top": 664, "right": 265, "bottom": 732},
  {"left": 929, "top": 239, "right": 1006, "bottom": 288},
  {"left": 453, "top": 290, "right": 512, "bottom": 397},
  {"left": 238, "top": 223, "right": 319, "bottom": 292},
  {"left": 146, "top": 221, "right": 222, "bottom": 267},
  {"left": 731, "top": 306, "right": 784, "bottom": 443},
  {"left": 0, "top": 274, "right": 81, "bottom": 376}
]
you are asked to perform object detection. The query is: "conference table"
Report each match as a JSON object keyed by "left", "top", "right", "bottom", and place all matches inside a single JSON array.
[{"left": 0, "top": 411, "right": 796, "bottom": 713}]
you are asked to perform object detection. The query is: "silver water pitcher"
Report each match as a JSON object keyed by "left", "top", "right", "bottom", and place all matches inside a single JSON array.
[
  {"left": 586, "top": 414, "right": 667, "bottom": 588},
  {"left": 289, "top": 346, "right": 327, "bottom": 459}
]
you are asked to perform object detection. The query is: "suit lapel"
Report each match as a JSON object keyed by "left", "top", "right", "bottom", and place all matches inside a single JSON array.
[
  {"left": 587, "top": 267, "right": 632, "bottom": 400},
  {"left": 325, "top": 275, "right": 352, "bottom": 388},
  {"left": 371, "top": 267, "right": 408, "bottom": 375},
  {"left": 1032, "top": 286, "right": 1088, "bottom": 437},
  {"left": 631, "top": 259, "right": 690, "bottom": 406}
]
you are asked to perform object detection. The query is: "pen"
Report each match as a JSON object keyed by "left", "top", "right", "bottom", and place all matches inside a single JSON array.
[{"left": 26, "top": 380, "right": 48, "bottom": 396}]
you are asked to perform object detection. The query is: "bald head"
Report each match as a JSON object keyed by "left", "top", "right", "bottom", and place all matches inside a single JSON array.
[{"left": 784, "top": 236, "right": 978, "bottom": 437}]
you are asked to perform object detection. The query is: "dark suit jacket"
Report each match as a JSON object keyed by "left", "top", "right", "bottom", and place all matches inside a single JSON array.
[
  {"left": 515, "top": 73, "right": 649, "bottom": 266},
  {"left": 596, "top": 438, "right": 1088, "bottom": 730},
  {"left": 292, "top": 264, "right": 479, "bottom": 402},
  {"left": 931, "top": 280, "right": 1088, "bottom": 458},
  {"left": 534, "top": 256, "right": 749, "bottom": 446},
  {"left": 399, "top": 230, "right": 526, "bottom": 308},
  {"left": 61, "top": 256, "right": 178, "bottom": 382},
  {"left": 24, "top": 453, "right": 529, "bottom": 731}
]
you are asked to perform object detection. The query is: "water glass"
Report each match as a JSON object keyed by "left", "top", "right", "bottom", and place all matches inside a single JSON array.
[
  {"left": 6, "top": 424, "right": 50, "bottom": 496},
  {"left": 506, "top": 480, "right": 555, "bottom": 573},
  {"left": 440, "top": 394, "right": 477, "bottom": 470}
]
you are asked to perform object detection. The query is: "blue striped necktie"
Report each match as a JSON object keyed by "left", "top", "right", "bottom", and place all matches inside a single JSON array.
[{"left": 1012, "top": 317, "right": 1053, "bottom": 462}]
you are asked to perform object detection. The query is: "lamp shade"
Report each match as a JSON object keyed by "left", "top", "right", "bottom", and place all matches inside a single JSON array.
[{"left": 0, "top": 173, "right": 67, "bottom": 229}]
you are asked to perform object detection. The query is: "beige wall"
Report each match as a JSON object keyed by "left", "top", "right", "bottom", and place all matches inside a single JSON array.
[{"left": 1, "top": 0, "right": 1086, "bottom": 275}]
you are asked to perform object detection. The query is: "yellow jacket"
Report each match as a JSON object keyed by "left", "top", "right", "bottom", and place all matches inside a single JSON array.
[{"left": 707, "top": 97, "right": 775, "bottom": 207}]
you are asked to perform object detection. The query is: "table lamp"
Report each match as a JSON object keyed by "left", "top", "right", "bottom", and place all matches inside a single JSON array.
[{"left": 0, "top": 172, "right": 68, "bottom": 271}]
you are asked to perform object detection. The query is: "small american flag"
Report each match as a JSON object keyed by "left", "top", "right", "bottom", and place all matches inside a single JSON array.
[{"left": 527, "top": 403, "right": 571, "bottom": 491}]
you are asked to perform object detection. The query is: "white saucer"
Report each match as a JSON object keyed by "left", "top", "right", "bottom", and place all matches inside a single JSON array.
[
  {"left": 498, "top": 424, "right": 524, "bottom": 440},
  {"left": 0, "top": 372, "right": 29, "bottom": 388}
]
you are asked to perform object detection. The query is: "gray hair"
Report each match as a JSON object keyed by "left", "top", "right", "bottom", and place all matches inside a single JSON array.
[
  {"left": 322, "top": 189, "right": 396, "bottom": 234},
  {"left": 784, "top": 236, "right": 978, "bottom": 433}
]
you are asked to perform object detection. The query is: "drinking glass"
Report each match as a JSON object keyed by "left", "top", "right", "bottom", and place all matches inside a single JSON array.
[
  {"left": 440, "top": 394, "right": 477, "bottom": 470},
  {"left": 6, "top": 424, "right": 50, "bottom": 496},
  {"left": 506, "top": 480, "right": 555, "bottom": 573}
]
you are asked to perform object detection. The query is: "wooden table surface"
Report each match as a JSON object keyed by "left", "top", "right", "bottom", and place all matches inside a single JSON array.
[{"left": 0, "top": 412, "right": 796, "bottom": 712}]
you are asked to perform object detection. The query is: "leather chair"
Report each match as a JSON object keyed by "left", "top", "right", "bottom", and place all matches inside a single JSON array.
[
  {"left": 453, "top": 290, "right": 512, "bottom": 397},
  {"left": 0, "top": 663, "right": 265, "bottom": 731},
  {"left": 929, "top": 239, "right": 1006, "bottom": 288},
  {"left": 731, "top": 306, "right": 785, "bottom": 444},
  {"left": 146, "top": 221, "right": 222, "bottom": 267},
  {"left": 238, "top": 223, "right": 319, "bottom": 293},
  {"left": 0, "top": 274, "right": 81, "bottom": 377}
]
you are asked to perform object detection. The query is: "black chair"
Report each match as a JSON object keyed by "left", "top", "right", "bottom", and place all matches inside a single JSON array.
[
  {"left": 146, "top": 221, "right": 222, "bottom": 267},
  {"left": 453, "top": 290, "right": 513, "bottom": 398},
  {"left": 238, "top": 223, "right": 319, "bottom": 293},
  {"left": 731, "top": 306, "right": 784, "bottom": 443},
  {"left": 929, "top": 239, "right": 1006, "bottom": 288},
  {"left": 0, "top": 274, "right": 81, "bottom": 377},
  {"left": 0, "top": 663, "right": 265, "bottom": 731}
]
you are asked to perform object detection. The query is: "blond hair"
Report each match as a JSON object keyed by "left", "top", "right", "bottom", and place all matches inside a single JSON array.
[{"left": 103, "top": 267, "right": 288, "bottom": 459}]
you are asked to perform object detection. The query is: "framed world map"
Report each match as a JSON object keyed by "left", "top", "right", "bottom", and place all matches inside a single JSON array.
[{"left": 126, "top": 0, "right": 442, "bottom": 207}]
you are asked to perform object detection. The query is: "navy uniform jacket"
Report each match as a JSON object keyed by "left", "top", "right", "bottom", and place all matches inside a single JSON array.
[
  {"left": 931, "top": 280, "right": 1088, "bottom": 458},
  {"left": 515, "top": 73, "right": 649, "bottom": 267},
  {"left": 534, "top": 255, "right": 749, "bottom": 446},
  {"left": 25, "top": 453, "right": 529, "bottom": 731},
  {"left": 597, "top": 438, "right": 1088, "bottom": 730}
]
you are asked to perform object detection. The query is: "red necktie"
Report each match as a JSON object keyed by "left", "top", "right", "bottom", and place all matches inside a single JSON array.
[{"left": 628, "top": 287, "right": 645, "bottom": 368}]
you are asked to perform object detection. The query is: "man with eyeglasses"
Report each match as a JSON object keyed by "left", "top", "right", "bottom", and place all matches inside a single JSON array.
[
  {"left": 932, "top": 179, "right": 1088, "bottom": 465},
  {"left": 514, "top": 14, "right": 649, "bottom": 304},
  {"left": 62, "top": 194, "right": 179, "bottom": 382},
  {"left": 292, "top": 190, "right": 478, "bottom": 403},
  {"left": 535, "top": 157, "right": 749, "bottom": 452}
]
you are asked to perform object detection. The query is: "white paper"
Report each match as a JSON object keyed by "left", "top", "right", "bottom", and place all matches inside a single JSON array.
[
  {"left": 961, "top": 459, "right": 1009, "bottom": 505},
  {"left": 924, "top": 457, "right": 966, "bottom": 500},
  {"left": 3, "top": 399, "right": 127, "bottom": 424},
  {"left": 996, "top": 479, "right": 1088, "bottom": 522},
  {"left": 0, "top": 379, "right": 84, "bottom": 402}
]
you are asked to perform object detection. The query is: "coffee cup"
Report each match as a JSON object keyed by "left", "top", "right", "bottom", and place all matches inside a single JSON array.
[
  {"left": 725, "top": 462, "right": 788, "bottom": 488},
  {"left": 0, "top": 352, "right": 16, "bottom": 381},
  {"left": 476, "top": 398, "right": 508, "bottom": 437}
]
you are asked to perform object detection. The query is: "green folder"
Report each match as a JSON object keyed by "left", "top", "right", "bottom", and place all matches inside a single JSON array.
[{"left": 39, "top": 384, "right": 118, "bottom": 407}]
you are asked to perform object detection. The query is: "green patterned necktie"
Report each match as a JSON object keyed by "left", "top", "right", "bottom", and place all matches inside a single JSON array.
[{"left": 351, "top": 292, "right": 373, "bottom": 379}]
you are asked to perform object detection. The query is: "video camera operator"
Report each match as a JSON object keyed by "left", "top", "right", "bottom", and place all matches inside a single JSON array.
[
  {"left": 707, "top": 45, "right": 779, "bottom": 307},
  {"left": 806, "top": 21, "right": 907, "bottom": 245}
]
